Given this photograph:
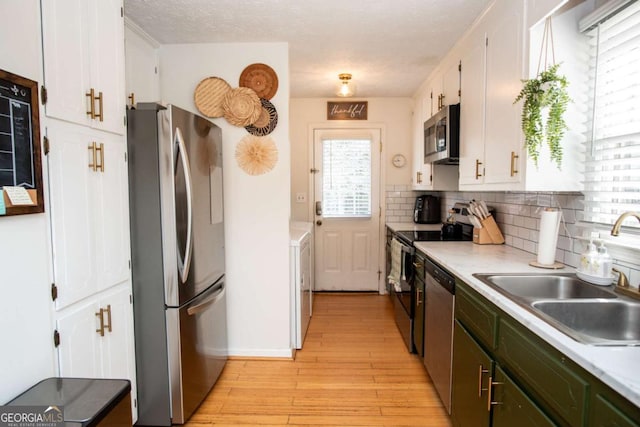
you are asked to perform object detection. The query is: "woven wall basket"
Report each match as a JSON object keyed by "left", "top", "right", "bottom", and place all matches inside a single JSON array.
[
  {"left": 194, "top": 77, "right": 231, "bottom": 118},
  {"left": 235, "top": 135, "right": 278, "bottom": 176},
  {"left": 222, "top": 87, "right": 262, "bottom": 127}
]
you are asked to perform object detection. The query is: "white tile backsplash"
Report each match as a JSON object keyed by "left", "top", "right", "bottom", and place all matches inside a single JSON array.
[{"left": 385, "top": 188, "right": 640, "bottom": 286}]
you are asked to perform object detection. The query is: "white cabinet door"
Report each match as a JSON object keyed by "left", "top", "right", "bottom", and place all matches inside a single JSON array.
[
  {"left": 41, "top": 0, "right": 125, "bottom": 135},
  {"left": 47, "top": 121, "right": 100, "bottom": 309},
  {"left": 56, "top": 297, "right": 102, "bottom": 378},
  {"left": 89, "top": 0, "right": 125, "bottom": 134},
  {"left": 442, "top": 59, "right": 461, "bottom": 108},
  {"left": 95, "top": 132, "right": 131, "bottom": 293},
  {"left": 47, "top": 121, "right": 130, "bottom": 310},
  {"left": 56, "top": 284, "right": 137, "bottom": 421},
  {"left": 484, "top": 0, "right": 524, "bottom": 185},
  {"left": 412, "top": 92, "right": 434, "bottom": 190},
  {"left": 459, "top": 32, "right": 487, "bottom": 187},
  {"left": 101, "top": 285, "right": 137, "bottom": 418},
  {"left": 41, "top": 0, "right": 92, "bottom": 129},
  {"left": 125, "top": 25, "right": 160, "bottom": 106}
]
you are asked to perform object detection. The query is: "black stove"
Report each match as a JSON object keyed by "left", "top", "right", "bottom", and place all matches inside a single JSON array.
[{"left": 394, "top": 223, "right": 473, "bottom": 246}]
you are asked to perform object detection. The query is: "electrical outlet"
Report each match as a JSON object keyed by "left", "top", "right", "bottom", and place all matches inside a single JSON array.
[{"left": 295, "top": 192, "right": 307, "bottom": 203}]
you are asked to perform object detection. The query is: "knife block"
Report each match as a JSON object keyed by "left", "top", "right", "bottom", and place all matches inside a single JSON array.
[{"left": 473, "top": 215, "right": 505, "bottom": 245}]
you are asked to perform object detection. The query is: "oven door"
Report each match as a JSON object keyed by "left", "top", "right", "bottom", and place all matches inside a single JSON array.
[{"left": 393, "top": 243, "right": 415, "bottom": 352}]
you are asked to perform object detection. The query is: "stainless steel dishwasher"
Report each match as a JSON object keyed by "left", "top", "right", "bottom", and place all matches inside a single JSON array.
[{"left": 423, "top": 256, "right": 455, "bottom": 414}]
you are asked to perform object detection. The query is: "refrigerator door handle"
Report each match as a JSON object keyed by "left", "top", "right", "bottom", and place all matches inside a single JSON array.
[
  {"left": 175, "top": 127, "right": 194, "bottom": 284},
  {"left": 186, "top": 284, "right": 225, "bottom": 316}
]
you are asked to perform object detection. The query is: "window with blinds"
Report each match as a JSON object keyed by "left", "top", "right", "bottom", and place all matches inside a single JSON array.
[
  {"left": 581, "top": 0, "right": 640, "bottom": 228},
  {"left": 322, "top": 138, "right": 372, "bottom": 217}
]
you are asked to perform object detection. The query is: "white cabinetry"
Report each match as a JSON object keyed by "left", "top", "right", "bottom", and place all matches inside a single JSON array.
[
  {"left": 47, "top": 121, "right": 131, "bottom": 310},
  {"left": 41, "top": 0, "right": 136, "bottom": 420},
  {"left": 56, "top": 285, "right": 136, "bottom": 402},
  {"left": 291, "top": 227, "right": 312, "bottom": 349},
  {"left": 124, "top": 23, "right": 160, "bottom": 107},
  {"left": 41, "top": 0, "right": 125, "bottom": 135},
  {"left": 459, "top": 0, "right": 525, "bottom": 189}
]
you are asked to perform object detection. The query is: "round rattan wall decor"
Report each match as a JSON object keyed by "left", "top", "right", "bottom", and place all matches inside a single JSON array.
[
  {"left": 245, "top": 98, "right": 278, "bottom": 136},
  {"left": 239, "top": 63, "right": 278, "bottom": 100},
  {"left": 222, "top": 87, "right": 262, "bottom": 127},
  {"left": 194, "top": 76, "right": 231, "bottom": 118},
  {"left": 235, "top": 135, "right": 278, "bottom": 176}
]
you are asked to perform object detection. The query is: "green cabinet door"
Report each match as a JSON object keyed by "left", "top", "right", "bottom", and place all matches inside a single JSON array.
[
  {"left": 492, "top": 365, "right": 557, "bottom": 427},
  {"left": 452, "top": 320, "right": 493, "bottom": 427}
]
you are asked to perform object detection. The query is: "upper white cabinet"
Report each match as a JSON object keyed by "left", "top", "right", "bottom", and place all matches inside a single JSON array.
[
  {"left": 426, "top": 59, "right": 461, "bottom": 117},
  {"left": 124, "top": 23, "right": 160, "bottom": 107},
  {"left": 459, "top": 0, "right": 524, "bottom": 189},
  {"left": 41, "top": 0, "right": 125, "bottom": 135}
]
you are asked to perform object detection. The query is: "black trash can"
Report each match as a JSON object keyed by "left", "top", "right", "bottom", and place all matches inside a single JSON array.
[{"left": 6, "top": 377, "right": 132, "bottom": 426}]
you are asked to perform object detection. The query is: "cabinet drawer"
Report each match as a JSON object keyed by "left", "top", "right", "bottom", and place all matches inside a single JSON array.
[
  {"left": 455, "top": 282, "right": 498, "bottom": 350},
  {"left": 498, "top": 318, "right": 589, "bottom": 426}
]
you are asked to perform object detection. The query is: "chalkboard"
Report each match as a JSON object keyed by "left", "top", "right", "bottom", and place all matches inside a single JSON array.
[{"left": 0, "top": 69, "right": 44, "bottom": 215}]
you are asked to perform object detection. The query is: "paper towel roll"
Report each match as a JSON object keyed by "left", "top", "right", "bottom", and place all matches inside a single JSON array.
[{"left": 537, "top": 208, "right": 561, "bottom": 265}]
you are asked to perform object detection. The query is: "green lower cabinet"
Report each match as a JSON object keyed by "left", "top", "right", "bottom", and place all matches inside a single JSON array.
[
  {"left": 590, "top": 393, "right": 639, "bottom": 427},
  {"left": 452, "top": 320, "right": 492, "bottom": 427},
  {"left": 492, "top": 365, "right": 556, "bottom": 427}
]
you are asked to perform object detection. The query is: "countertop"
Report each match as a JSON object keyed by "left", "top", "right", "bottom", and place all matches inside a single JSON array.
[
  {"left": 386, "top": 222, "right": 443, "bottom": 232},
  {"left": 413, "top": 241, "right": 640, "bottom": 408}
]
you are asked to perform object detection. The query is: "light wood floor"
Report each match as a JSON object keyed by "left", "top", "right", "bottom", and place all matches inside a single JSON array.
[{"left": 186, "top": 293, "right": 452, "bottom": 426}]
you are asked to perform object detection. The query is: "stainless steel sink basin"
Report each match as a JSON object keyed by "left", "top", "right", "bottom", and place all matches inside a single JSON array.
[
  {"left": 531, "top": 300, "right": 640, "bottom": 345},
  {"left": 473, "top": 273, "right": 617, "bottom": 300},
  {"left": 472, "top": 273, "right": 640, "bottom": 346}
]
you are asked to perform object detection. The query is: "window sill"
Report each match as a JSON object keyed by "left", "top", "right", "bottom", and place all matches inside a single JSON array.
[{"left": 575, "top": 222, "right": 640, "bottom": 266}]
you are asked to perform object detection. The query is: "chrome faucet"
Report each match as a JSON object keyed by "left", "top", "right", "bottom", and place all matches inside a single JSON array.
[{"left": 610, "top": 211, "right": 640, "bottom": 236}]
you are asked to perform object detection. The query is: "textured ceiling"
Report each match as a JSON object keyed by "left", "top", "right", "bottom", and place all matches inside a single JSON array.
[{"left": 124, "top": 0, "right": 492, "bottom": 98}]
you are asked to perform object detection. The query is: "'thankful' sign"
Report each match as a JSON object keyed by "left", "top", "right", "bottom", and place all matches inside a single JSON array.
[{"left": 327, "top": 101, "right": 368, "bottom": 120}]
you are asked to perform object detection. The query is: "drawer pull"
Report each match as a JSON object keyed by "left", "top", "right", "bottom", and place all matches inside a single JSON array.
[{"left": 487, "top": 376, "right": 504, "bottom": 411}]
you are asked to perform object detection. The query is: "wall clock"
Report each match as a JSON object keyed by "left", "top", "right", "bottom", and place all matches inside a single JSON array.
[{"left": 392, "top": 154, "right": 407, "bottom": 168}]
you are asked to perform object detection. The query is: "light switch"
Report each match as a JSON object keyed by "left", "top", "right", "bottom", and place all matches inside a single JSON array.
[{"left": 295, "top": 192, "right": 307, "bottom": 203}]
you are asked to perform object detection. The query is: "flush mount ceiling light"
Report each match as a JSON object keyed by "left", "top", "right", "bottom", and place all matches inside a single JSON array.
[{"left": 337, "top": 73, "right": 354, "bottom": 97}]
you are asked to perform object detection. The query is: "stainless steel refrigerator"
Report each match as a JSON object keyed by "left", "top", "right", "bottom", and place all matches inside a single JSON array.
[{"left": 127, "top": 103, "right": 227, "bottom": 425}]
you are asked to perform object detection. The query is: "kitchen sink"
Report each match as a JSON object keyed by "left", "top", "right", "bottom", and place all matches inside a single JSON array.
[
  {"left": 472, "top": 273, "right": 640, "bottom": 346},
  {"left": 531, "top": 300, "right": 640, "bottom": 345},
  {"left": 473, "top": 273, "right": 616, "bottom": 300}
]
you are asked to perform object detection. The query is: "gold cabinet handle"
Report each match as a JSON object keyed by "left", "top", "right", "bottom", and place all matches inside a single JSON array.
[
  {"left": 95, "top": 308, "right": 105, "bottom": 336},
  {"left": 412, "top": 262, "right": 423, "bottom": 269},
  {"left": 510, "top": 151, "right": 519, "bottom": 177},
  {"left": 475, "top": 159, "right": 483, "bottom": 179},
  {"left": 88, "top": 142, "right": 97, "bottom": 171},
  {"left": 104, "top": 304, "right": 112, "bottom": 333},
  {"left": 487, "top": 376, "right": 504, "bottom": 411},
  {"left": 96, "top": 142, "right": 104, "bottom": 172},
  {"left": 95, "top": 91, "right": 103, "bottom": 122},
  {"left": 478, "top": 365, "right": 489, "bottom": 397},
  {"left": 128, "top": 92, "right": 135, "bottom": 107},
  {"left": 86, "top": 88, "right": 96, "bottom": 119},
  {"left": 416, "top": 171, "right": 423, "bottom": 184},
  {"left": 415, "top": 287, "right": 423, "bottom": 306}
]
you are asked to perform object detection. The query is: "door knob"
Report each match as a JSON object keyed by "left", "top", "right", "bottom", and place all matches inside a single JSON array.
[{"left": 316, "top": 220, "right": 322, "bottom": 226}]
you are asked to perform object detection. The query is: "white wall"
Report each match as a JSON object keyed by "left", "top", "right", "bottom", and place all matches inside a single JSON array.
[
  {"left": 159, "top": 43, "right": 292, "bottom": 357},
  {"left": 290, "top": 98, "right": 413, "bottom": 221},
  {"left": 0, "top": 0, "right": 56, "bottom": 402}
]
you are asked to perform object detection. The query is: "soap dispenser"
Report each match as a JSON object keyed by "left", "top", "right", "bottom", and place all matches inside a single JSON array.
[
  {"left": 579, "top": 232, "right": 600, "bottom": 275},
  {"left": 595, "top": 242, "right": 613, "bottom": 278}
]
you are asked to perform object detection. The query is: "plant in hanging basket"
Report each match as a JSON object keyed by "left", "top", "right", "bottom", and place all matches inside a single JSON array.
[{"left": 514, "top": 63, "right": 570, "bottom": 168}]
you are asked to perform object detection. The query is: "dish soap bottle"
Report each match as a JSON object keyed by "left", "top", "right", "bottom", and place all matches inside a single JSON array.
[
  {"left": 595, "top": 242, "right": 613, "bottom": 278},
  {"left": 579, "top": 232, "right": 600, "bottom": 275}
]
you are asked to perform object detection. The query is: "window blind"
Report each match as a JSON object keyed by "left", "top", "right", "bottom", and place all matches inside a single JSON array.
[
  {"left": 582, "top": 0, "right": 640, "bottom": 228},
  {"left": 322, "top": 138, "right": 372, "bottom": 217}
]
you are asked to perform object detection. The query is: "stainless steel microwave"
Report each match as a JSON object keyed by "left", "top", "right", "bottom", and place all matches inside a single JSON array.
[{"left": 424, "top": 103, "right": 460, "bottom": 165}]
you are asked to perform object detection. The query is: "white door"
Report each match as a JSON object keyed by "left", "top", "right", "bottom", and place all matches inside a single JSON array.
[{"left": 313, "top": 129, "right": 381, "bottom": 291}]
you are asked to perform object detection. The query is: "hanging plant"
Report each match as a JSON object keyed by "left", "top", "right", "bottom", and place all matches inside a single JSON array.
[
  {"left": 514, "top": 64, "right": 570, "bottom": 168},
  {"left": 514, "top": 17, "right": 570, "bottom": 169}
]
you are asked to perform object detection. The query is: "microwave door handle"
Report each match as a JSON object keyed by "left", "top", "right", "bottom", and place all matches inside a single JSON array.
[{"left": 175, "top": 127, "right": 194, "bottom": 284}]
